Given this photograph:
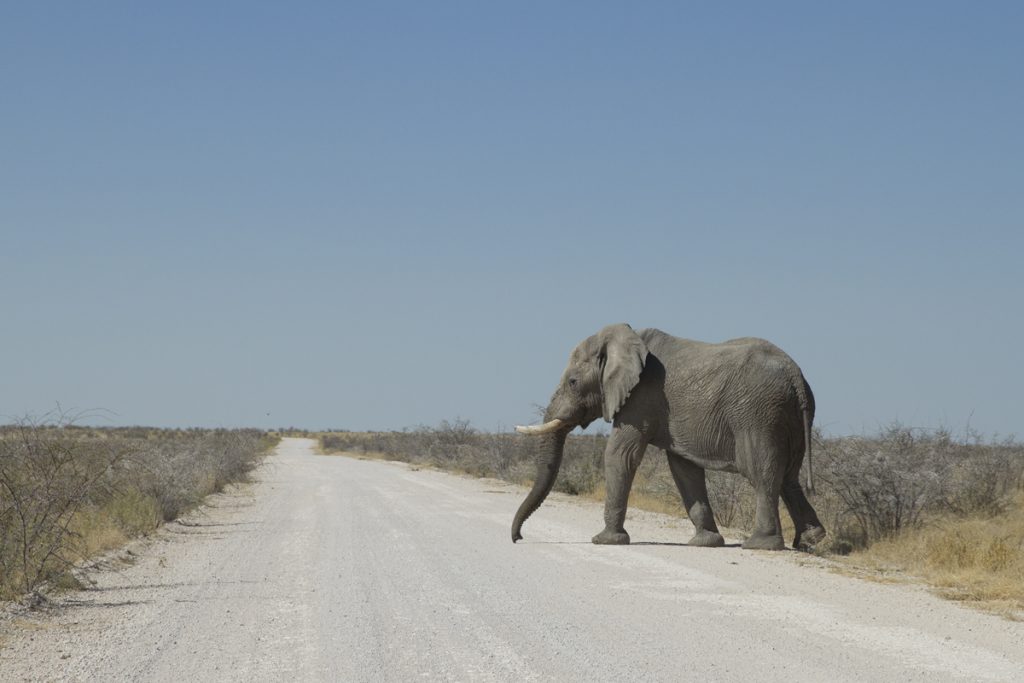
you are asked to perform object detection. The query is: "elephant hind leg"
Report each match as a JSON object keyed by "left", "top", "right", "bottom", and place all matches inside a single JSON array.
[
  {"left": 780, "top": 478, "right": 826, "bottom": 549},
  {"left": 735, "top": 431, "right": 785, "bottom": 551}
]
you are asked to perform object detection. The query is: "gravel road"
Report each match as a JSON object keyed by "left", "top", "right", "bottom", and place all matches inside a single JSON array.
[{"left": 2, "top": 437, "right": 1022, "bottom": 682}]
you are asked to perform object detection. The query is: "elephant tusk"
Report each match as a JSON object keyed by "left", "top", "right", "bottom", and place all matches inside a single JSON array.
[{"left": 515, "top": 419, "right": 565, "bottom": 435}]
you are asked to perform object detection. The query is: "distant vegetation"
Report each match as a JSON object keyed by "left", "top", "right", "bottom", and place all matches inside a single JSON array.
[
  {"left": 0, "top": 418, "right": 278, "bottom": 600},
  {"left": 320, "top": 420, "right": 1024, "bottom": 613}
]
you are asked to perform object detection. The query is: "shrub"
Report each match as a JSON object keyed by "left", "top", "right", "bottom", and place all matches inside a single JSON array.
[
  {"left": 319, "top": 424, "right": 607, "bottom": 495},
  {"left": 815, "top": 424, "right": 1024, "bottom": 551},
  {"left": 706, "top": 470, "right": 756, "bottom": 529},
  {"left": 0, "top": 419, "right": 276, "bottom": 600},
  {"left": 0, "top": 421, "right": 130, "bottom": 596}
]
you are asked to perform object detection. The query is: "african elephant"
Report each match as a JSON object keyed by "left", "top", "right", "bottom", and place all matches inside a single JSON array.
[{"left": 512, "top": 323, "right": 825, "bottom": 551}]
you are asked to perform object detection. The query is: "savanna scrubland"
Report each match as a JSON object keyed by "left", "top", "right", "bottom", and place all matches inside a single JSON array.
[
  {"left": 320, "top": 421, "right": 1024, "bottom": 616},
  {"left": 0, "top": 419, "right": 278, "bottom": 600},
  {"left": 4, "top": 414, "right": 1020, "bottom": 618}
]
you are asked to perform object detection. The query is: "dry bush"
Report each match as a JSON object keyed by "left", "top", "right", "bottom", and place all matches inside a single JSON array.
[
  {"left": 814, "top": 424, "right": 1024, "bottom": 552},
  {"left": 0, "top": 420, "right": 131, "bottom": 596},
  {"left": 128, "top": 429, "right": 271, "bottom": 521},
  {"left": 320, "top": 422, "right": 607, "bottom": 495},
  {"left": 815, "top": 426, "right": 946, "bottom": 548},
  {"left": 0, "top": 420, "right": 277, "bottom": 600},
  {"left": 706, "top": 470, "right": 757, "bottom": 529}
]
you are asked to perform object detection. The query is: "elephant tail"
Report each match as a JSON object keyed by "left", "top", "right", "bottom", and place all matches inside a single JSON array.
[
  {"left": 797, "top": 375, "right": 816, "bottom": 494},
  {"left": 803, "top": 402, "right": 814, "bottom": 494}
]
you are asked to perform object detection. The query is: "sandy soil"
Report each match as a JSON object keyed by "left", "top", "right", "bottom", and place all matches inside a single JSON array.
[{"left": 1, "top": 437, "right": 1022, "bottom": 682}]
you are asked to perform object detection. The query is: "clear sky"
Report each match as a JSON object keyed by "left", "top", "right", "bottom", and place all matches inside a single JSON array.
[{"left": 3, "top": 3, "right": 1022, "bottom": 436}]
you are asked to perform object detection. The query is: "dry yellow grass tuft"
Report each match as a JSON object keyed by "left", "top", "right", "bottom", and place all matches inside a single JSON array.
[
  {"left": 69, "top": 489, "right": 164, "bottom": 560},
  {"left": 847, "top": 493, "right": 1024, "bottom": 616}
]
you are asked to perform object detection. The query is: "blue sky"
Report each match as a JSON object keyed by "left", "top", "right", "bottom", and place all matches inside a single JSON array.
[{"left": 3, "top": 3, "right": 1022, "bottom": 436}]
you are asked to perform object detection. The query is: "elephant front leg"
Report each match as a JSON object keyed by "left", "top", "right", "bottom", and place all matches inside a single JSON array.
[
  {"left": 592, "top": 424, "right": 648, "bottom": 545},
  {"left": 667, "top": 454, "right": 725, "bottom": 548}
]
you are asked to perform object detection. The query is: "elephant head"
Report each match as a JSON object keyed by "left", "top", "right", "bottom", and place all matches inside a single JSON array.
[{"left": 510, "top": 323, "right": 648, "bottom": 542}]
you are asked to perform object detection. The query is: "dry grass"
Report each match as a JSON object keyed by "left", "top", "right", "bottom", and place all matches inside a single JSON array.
[
  {"left": 69, "top": 489, "right": 164, "bottom": 558},
  {"left": 844, "top": 494, "right": 1024, "bottom": 616}
]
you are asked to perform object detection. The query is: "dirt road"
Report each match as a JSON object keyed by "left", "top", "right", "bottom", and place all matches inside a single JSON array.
[{"left": 2, "top": 438, "right": 1022, "bottom": 681}]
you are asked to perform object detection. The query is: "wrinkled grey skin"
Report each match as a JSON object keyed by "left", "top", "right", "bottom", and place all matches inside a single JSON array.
[{"left": 512, "top": 324, "right": 825, "bottom": 551}]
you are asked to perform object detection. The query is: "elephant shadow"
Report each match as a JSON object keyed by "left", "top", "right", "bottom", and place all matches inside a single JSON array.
[
  {"left": 631, "top": 541, "right": 743, "bottom": 548},
  {"left": 520, "top": 540, "right": 745, "bottom": 548},
  {"left": 515, "top": 540, "right": 595, "bottom": 545}
]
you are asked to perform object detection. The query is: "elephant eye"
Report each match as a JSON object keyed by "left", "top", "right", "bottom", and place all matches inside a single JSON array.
[{"left": 568, "top": 377, "right": 578, "bottom": 388}]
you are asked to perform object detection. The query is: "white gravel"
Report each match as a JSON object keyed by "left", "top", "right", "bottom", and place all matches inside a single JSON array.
[{"left": 1, "top": 437, "right": 1022, "bottom": 682}]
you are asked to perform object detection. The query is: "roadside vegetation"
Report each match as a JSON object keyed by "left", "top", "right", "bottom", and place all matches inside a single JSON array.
[
  {"left": 320, "top": 420, "right": 1024, "bottom": 615},
  {"left": 0, "top": 417, "right": 278, "bottom": 601}
]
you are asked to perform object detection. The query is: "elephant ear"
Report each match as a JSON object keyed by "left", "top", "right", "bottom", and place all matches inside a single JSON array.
[{"left": 598, "top": 324, "right": 648, "bottom": 422}]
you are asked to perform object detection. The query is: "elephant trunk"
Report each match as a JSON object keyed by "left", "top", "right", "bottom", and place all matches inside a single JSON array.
[{"left": 511, "top": 428, "right": 569, "bottom": 543}]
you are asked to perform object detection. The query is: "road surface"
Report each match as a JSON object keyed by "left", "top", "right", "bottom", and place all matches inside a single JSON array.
[{"left": 1, "top": 437, "right": 1022, "bottom": 681}]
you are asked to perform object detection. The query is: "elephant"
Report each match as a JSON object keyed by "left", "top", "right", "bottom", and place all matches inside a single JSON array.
[{"left": 511, "top": 323, "right": 825, "bottom": 551}]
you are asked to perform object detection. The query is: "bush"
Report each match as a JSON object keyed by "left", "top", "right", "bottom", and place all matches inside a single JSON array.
[
  {"left": 706, "top": 470, "right": 757, "bottom": 529},
  {"left": 815, "top": 424, "right": 1024, "bottom": 551},
  {"left": 0, "top": 422, "right": 130, "bottom": 596},
  {"left": 319, "top": 423, "right": 607, "bottom": 494},
  {"left": 0, "top": 419, "right": 277, "bottom": 600},
  {"left": 129, "top": 429, "right": 270, "bottom": 521}
]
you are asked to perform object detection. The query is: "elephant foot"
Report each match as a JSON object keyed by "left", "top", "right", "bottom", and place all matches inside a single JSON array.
[
  {"left": 794, "top": 525, "right": 826, "bottom": 550},
  {"left": 688, "top": 530, "right": 725, "bottom": 548},
  {"left": 742, "top": 533, "right": 785, "bottom": 551},
  {"left": 592, "top": 529, "right": 631, "bottom": 545}
]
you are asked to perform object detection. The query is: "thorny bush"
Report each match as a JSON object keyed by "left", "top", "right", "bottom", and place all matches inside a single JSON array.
[{"left": 0, "top": 419, "right": 275, "bottom": 600}]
